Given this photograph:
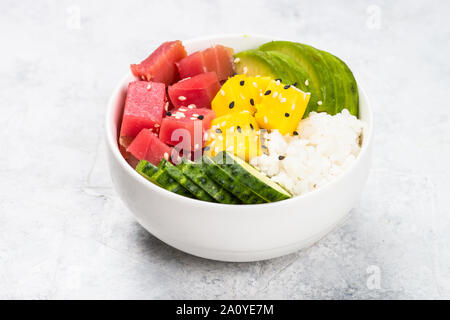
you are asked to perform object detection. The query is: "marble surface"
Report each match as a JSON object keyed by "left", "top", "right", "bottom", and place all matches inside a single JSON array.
[{"left": 1, "top": 0, "right": 449, "bottom": 299}]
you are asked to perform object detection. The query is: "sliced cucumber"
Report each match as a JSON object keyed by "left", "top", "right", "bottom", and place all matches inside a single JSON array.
[
  {"left": 136, "top": 160, "right": 159, "bottom": 179},
  {"left": 214, "top": 152, "right": 291, "bottom": 202},
  {"left": 137, "top": 160, "right": 193, "bottom": 198},
  {"left": 203, "top": 155, "right": 267, "bottom": 204},
  {"left": 159, "top": 159, "right": 215, "bottom": 202},
  {"left": 178, "top": 159, "right": 240, "bottom": 204}
]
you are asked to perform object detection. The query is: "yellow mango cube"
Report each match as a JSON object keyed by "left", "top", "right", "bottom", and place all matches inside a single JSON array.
[{"left": 255, "top": 80, "right": 310, "bottom": 135}]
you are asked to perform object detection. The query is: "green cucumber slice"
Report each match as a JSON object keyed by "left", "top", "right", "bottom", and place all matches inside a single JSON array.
[
  {"left": 178, "top": 159, "right": 240, "bottom": 204},
  {"left": 136, "top": 160, "right": 192, "bottom": 198},
  {"left": 160, "top": 159, "right": 215, "bottom": 202},
  {"left": 214, "top": 152, "right": 291, "bottom": 202},
  {"left": 203, "top": 155, "right": 267, "bottom": 204}
]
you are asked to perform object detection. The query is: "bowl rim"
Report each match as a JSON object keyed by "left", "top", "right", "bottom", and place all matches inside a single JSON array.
[{"left": 105, "top": 33, "right": 373, "bottom": 208}]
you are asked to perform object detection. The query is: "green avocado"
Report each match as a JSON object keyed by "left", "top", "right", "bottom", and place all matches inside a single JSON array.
[
  {"left": 259, "top": 41, "right": 337, "bottom": 114},
  {"left": 233, "top": 49, "right": 282, "bottom": 79},
  {"left": 322, "top": 52, "right": 359, "bottom": 117}
]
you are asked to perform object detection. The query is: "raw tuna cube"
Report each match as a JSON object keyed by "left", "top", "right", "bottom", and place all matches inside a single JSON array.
[
  {"left": 176, "top": 45, "right": 235, "bottom": 81},
  {"left": 168, "top": 72, "right": 220, "bottom": 109},
  {"left": 131, "top": 41, "right": 187, "bottom": 85},
  {"left": 159, "top": 107, "right": 215, "bottom": 153},
  {"left": 127, "top": 129, "right": 172, "bottom": 166},
  {"left": 119, "top": 81, "right": 166, "bottom": 148},
  {"left": 175, "top": 51, "right": 205, "bottom": 79}
]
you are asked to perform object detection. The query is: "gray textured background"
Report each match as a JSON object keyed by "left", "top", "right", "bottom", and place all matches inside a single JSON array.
[{"left": 1, "top": 0, "right": 449, "bottom": 299}]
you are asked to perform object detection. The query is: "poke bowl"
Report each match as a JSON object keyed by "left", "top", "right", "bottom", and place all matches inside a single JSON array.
[{"left": 105, "top": 34, "right": 373, "bottom": 262}]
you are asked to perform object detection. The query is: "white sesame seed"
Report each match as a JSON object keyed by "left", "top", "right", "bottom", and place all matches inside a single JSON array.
[
  {"left": 192, "top": 113, "right": 199, "bottom": 117},
  {"left": 163, "top": 152, "right": 169, "bottom": 160},
  {"left": 276, "top": 80, "right": 281, "bottom": 85},
  {"left": 264, "top": 116, "right": 268, "bottom": 124},
  {"left": 179, "top": 108, "right": 187, "bottom": 111},
  {"left": 218, "top": 135, "right": 223, "bottom": 141},
  {"left": 240, "top": 93, "right": 245, "bottom": 100},
  {"left": 154, "top": 124, "right": 160, "bottom": 128},
  {"left": 220, "top": 89, "right": 225, "bottom": 96},
  {"left": 178, "top": 96, "right": 187, "bottom": 101},
  {"left": 194, "top": 144, "right": 199, "bottom": 149},
  {"left": 221, "top": 122, "right": 226, "bottom": 126},
  {"left": 188, "top": 104, "right": 196, "bottom": 109},
  {"left": 210, "top": 133, "right": 216, "bottom": 139},
  {"left": 190, "top": 117, "right": 196, "bottom": 120},
  {"left": 291, "top": 103, "right": 296, "bottom": 110},
  {"left": 317, "top": 100, "right": 323, "bottom": 105},
  {"left": 164, "top": 102, "right": 169, "bottom": 111},
  {"left": 280, "top": 97, "right": 287, "bottom": 103},
  {"left": 253, "top": 82, "right": 258, "bottom": 88},
  {"left": 204, "top": 133, "right": 208, "bottom": 140},
  {"left": 146, "top": 84, "right": 152, "bottom": 90},
  {"left": 233, "top": 57, "right": 240, "bottom": 63},
  {"left": 305, "top": 79, "right": 309, "bottom": 86},
  {"left": 243, "top": 66, "right": 248, "bottom": 74},
  {"left": 273, "top": 92, "right": 278, "bottom": 98}
]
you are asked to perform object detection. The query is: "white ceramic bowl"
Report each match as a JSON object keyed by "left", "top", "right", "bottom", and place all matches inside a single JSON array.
[{"left": 106, "top": 34, "right": 373, "bottom": 262}]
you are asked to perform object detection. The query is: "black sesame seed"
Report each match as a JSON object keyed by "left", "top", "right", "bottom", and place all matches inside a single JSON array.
[
  {"left": 250, "top": 123, "right": 254, "bottom": 130},
  {"left": 278, "top": 155, "right": 285, "bottom": 160},
  {"left": 233, "top": 72, "right": 237, "bottom": 77},
  {"left": 240, "top": 80, "right": 245, "bottom": 86},
  {"left": 166, "top": 111, "right": 172, "bottom": 116},
  {"left": 215, "top": 128, "right": 222, "bottom": 134},
  {"left": 285, "top": 113, "right": 290, "bottom": 117},
  {"left": 264, "top": 90, "right": 271, "bottom": 95},
  {"left": 203, "top": 146, "right": 210, "bottom": 151},
  {"left": 284, "top": 85, "right": 290, "bottom": 89},
  {"left": 293, "top": 130, "right": 299, "bottom": 136},
  {"left": 262, "top": 145, "right": 267, "bottom": 149},
  {"left": 237, "top": 126, "right": 242, "bottom": 133},
  {"left": 197, "top": 115, "right": 204, "bottom": 120},
  {"left": 292, "top": 82, "right": 297, "bottom": 87},
  {"left": 229, "top": 101, "right": 235, "bottom": 109},
  {"left": 250, "top": 98, "right": 254, "bottom": 106}
]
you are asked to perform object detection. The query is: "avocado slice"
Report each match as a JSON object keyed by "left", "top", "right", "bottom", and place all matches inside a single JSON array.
[
  {"left": 319, "top": 50, "right": 346, "bottom": 115},
  {"left": 322, "top": 52, "right": 359, "bottom": 117},
  {"left": 259, "top": 41, "right": 336, "bottom": 115},
  {"left": 264, "top": 51, "right": 320, "bottom": 116},
  {"left": 233, "top": 49, "right": 279, "bottom": 79}
]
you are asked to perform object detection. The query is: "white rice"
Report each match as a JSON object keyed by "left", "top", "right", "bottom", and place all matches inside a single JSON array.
[{"left": 250, "top": 109, "right": 364, "bottom": 196}]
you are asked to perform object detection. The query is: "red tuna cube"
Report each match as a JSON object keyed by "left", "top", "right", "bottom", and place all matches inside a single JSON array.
[
  {"left": 127, "top": 129, "right": 172, "bottom": 166},
  {"left": 176, "top": 45, "right": 234, "bottom": 81},
  {"left": 168, "top": 72, "right": 220, "bottom": 109},
  {"left": 131, "top": 41, "right": 187, "bottom": 85},
  {"left": 159, "top": 107, "right": 215, "bottom": 154},
  {"left": 119, "top": 81, "right": 167, "bottom": 148}
]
